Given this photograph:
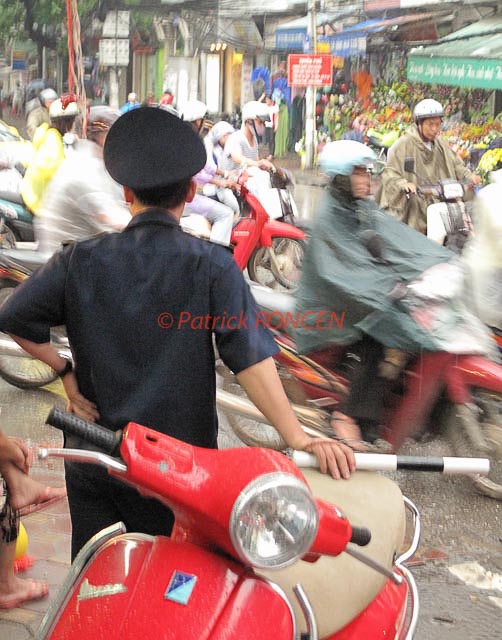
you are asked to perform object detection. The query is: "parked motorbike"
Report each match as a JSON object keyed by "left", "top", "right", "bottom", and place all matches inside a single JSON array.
[
  {"left": 37, "top": 405, "right": 422, "bottom": 639},
  {"left": 217, "top": 281, "right": 502, "bottom": 500}
]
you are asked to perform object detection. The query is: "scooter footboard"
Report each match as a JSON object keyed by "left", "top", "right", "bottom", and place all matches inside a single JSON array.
[{"left": 259, "top": 470, "right": 408, "bottom": 637}]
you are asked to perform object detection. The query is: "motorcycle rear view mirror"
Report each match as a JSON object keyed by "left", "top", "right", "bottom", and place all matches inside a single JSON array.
[{"left": 404, "top": 157, "right": 415, "bottom": 174}]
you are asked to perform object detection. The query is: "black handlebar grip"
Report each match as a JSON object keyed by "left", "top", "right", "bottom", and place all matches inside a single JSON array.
[
  {"left": 46, "top": 407, "right": 122, "bottom": 456},
  {"left": 350, "top": 526, "right": 371, "bottom": 547}
]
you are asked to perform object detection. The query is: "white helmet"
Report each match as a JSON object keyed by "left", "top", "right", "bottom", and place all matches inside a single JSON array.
[
  {"left": 210, "top": 120, "right": 235, "bottom": 145},
  {"left": 241, "top": 101, "right": 270, "bottom": 123},
  {"left": 413, "top": 99, "right": 444, "bottom": 123},
  {"left": 39, "top": 88, "right": 58, "bottom": 106},
  {"left": 180, "top": 99, "right": 208, "bottom": 123},
  {"left": 49, "top": 96, "right": 79, "bottom": 119}
]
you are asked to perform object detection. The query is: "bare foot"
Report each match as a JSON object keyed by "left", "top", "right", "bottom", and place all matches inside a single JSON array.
[
  {"left": 2, "top": 463, "right": 66, "bottom": 511},
  {"left": 0, "top": 577, "right": 49, "bottom": 609},
  {"left": 331, "top": 412, "right": 369, "bottom": 452}
]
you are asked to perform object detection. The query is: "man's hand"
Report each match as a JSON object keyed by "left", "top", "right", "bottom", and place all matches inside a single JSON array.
[
  {"left": 62, "top": 372, "right": 100, "bottom": 422},
  {"left": 258, "top": 158, "right": 275, "bottom": 171},
  {"left": 302, "top": 438, "right": 355, "bottom": 479},
  {"left": 403, "top": 182, "right": 417, "bottom": 194},
  {"left": 470, "top": 174, "right": 482, "bottom": 187}
]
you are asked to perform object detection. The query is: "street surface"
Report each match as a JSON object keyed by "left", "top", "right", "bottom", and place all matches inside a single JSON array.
[{"left": 0, "top": 147, "right": 499, "bottom": 638}]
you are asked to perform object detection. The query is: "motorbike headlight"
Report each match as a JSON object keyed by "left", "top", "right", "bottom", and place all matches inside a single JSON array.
[{"left": 229, "top": 472, "right": 319, "bottom": 569}]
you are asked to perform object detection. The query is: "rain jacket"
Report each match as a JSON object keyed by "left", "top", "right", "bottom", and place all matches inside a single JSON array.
[
  {"left": 376, "top": 124, "right": 475, "bottom": 233},
  {"left": 462, "top": 177, "right": 502, "bottom": 329},
  {"left": 294, "top": 187, "right": 492, "bottom": 356},
  {"left": 20, "top": 123, "right": 65, "bottom": 214}
]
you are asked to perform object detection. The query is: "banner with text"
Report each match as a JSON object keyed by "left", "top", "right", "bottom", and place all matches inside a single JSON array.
[{"left": 288, "top": 54, "right": 333, "bottom": 87}]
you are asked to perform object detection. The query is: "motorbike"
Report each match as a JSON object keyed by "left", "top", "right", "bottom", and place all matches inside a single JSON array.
[
  {"left": 183, "top": 173, "right": 306, "bottom": 290},
  {"left": 0, "top": 170, "right": 34, "bottom": 248},
  {"left": 403, "top": 157, "right": 474, "bottom": 253},
  {"left": 216, "top": 281, "right": 502, "bottom": 501},
  {"left": 37, "top": 405, "right": 423, "bottom": 639}
]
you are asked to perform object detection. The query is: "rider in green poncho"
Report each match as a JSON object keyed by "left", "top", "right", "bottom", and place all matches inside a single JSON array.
[{"left": 295, "top": 140, "right": 492, "bottom": 448}]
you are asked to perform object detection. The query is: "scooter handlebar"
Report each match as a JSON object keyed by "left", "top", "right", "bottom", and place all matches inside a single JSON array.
[
  {"left": 350, "top": 525, "right": 372, "bottom": 547},
  {"left": 46, "top": 407, "right": 122, "bottom": 456}
]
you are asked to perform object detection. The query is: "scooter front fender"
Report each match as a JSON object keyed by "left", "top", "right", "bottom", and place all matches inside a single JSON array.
[
  {"left": 259, "top": 219, "right": 306, "bottom": 247},
  {"left": 40, "top": 529, "right": 296, "bottom": 640}
]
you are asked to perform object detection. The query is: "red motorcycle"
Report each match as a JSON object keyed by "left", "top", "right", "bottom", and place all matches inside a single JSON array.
[
  {"left": 182, "top": 176, "right": 306, "bottom": 290},
  {"left": 217, "top": 282, "right": 502, "bottom": 500},
  {"left": 37, "top": 406, "right": 422, "bottom": 639}
]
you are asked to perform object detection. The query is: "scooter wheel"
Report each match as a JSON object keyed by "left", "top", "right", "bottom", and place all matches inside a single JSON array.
[
  {"left": 0, "top": 287, "right": 59, "bottom": 389},
  {"left": 447, "top": 391, "right": 502, "bottom": 500},
  {"left": 247, "top": 238, "right": 305, "bottom": 291}
]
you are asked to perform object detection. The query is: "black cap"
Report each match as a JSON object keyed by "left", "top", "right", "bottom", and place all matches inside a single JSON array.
[{"left": 103, "top": 107, "right": 207, "bottom": 189}]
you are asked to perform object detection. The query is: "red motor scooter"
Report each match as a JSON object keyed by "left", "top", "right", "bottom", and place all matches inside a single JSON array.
[
  {"left": 182, "top": 175, "right": 307, "bottom": 290},
  {"left": 217, "top": 282, "right": 502, "bottom": 500},
  {"left": 37, "top": 406, "right": 422, "bottom": 639}
]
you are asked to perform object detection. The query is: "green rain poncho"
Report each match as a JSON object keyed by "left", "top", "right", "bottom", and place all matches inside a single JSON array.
[{"left": 295, "top": 187, "right": 474, "bottom": 355}]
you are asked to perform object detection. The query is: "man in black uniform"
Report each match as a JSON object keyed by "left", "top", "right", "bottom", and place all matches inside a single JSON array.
[{"left": 0, "top": 108, "right": 354, "bottom": 559}]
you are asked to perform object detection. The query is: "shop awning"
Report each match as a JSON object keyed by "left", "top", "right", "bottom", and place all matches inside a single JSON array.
[
  {"left": 320, "top": 12, "right": 442, "bottom": 58},
  {"left": 274, "top": 11, "right": 354, "bottom": 50},
  {"left": 407, "top": 14, "right": 502, "bottom": 89}
]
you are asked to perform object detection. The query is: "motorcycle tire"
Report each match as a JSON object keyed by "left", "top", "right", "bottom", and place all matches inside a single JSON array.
[
  {"left": 447, "top": 390, "right": 502, "bottom": 500},
  {"left": 0, "top": 287, "right": 58, "bottom": 389},
  {"left": 247, "top": 237, "right": 305, "bottom": 291},
  {"left": 216, "top": 364, "right": 333, "bottom": 451}
]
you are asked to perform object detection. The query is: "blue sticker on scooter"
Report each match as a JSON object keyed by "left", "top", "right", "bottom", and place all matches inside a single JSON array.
[{"left": 164, "top": 570, "right": 197, "bottom": 605}]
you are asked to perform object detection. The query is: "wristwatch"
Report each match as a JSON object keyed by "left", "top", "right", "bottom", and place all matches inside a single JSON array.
[{"left": 56, "top": 357, "right": 73, "bottom": 378}]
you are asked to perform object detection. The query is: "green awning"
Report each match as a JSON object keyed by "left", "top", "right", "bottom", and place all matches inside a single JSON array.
[{"left": 407, "top": 14, "right": 502, "bottom": 89}]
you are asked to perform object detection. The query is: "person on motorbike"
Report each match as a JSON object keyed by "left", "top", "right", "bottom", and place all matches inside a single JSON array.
[
  {"left": 295, "top": 139, "right": 470, "bottom": 449},
  {"left": 0, "top": 107, "right": 354, "bottom": 560},
  {"left": 220, "top": 100, "right": 275, "bottom": 174},
  {"left": 219, "top": 101, "right": 276, "bottom": 206},
  {"left": 376, "top": 99, "right": 482, "bottom": 233},
  {"left": 180, "top": 100, "right": 236, "bottom": 244},
  {"left": 35, "top": 105, "right": 131, "bottom": 257},
  {"left": 204, "top": 120, "right": 241, "bottom": 218},
  {"left": 26, "top": 88, "right": 58, "bottom": 140},
  {"left": 20, "top": 95, "right": 79, "bottom": 215}
]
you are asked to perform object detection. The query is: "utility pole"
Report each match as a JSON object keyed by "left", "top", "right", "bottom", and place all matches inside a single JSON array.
[{"left": 304, "top": 0, "right": 317, "bottom": 169}]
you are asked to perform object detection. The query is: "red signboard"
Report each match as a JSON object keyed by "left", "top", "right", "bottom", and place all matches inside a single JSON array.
[{"left": 287, "top": 54, "right": 333, "bottom": 87}]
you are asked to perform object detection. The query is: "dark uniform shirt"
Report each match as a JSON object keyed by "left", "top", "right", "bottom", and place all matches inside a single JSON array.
[{"left": 0, "top": 209, "right": 278, "bottom": 448}]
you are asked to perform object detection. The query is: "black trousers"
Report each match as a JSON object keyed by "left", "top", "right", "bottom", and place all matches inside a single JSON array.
[
  {"left": 65, "top": 460, "right": 175, "bottom": 561},
  {"left": 342, "top": 337, "right": 390, "bottom": 435}
]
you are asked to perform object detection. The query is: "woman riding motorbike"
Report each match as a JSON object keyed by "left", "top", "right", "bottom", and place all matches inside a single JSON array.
[
  {"left": 180, "top": 100, "right": 235, "bottom": 244},
  {"left": 204, "top": 120, "right": 241, "bottom": 217},
  {"left": 295, "top": 139, "right": 494, "bottom": 449}
]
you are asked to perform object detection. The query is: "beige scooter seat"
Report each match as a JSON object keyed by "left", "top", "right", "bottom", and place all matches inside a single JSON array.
[{"left": 259, "top": 469, "right": 406, "bottom": 637}]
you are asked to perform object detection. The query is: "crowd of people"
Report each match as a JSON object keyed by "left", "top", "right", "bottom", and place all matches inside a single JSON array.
[{"left": 0, "top": 81, "right": 500, "bottom": 613}]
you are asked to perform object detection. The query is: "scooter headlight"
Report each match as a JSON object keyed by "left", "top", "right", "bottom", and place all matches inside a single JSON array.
[{"left": 229, "top": 472, "right": 319, "bottom": 569}]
